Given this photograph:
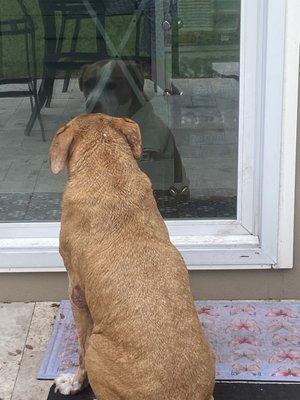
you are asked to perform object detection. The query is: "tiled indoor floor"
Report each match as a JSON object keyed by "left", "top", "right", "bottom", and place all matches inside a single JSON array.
[{"left": 0, "top": 77, "right": 238, "bottom": 221}]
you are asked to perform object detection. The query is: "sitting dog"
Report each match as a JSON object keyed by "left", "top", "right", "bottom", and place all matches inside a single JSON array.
[
  {"left": 50, "top": 114, "right": 215, "bottom": 400},
  {"left": 79, "top": 59, "right": 189, "bottom": 196}
]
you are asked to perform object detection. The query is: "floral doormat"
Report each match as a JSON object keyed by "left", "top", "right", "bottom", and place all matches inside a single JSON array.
[{"left": 38, "top": 300, "right": 300, "bottom": 382}]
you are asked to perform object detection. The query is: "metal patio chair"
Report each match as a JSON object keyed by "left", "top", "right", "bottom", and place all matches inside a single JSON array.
[
  {"left": 0, "top": 0, "right": 45, "bottom": 140},
  {"left": 38, "top": 0, "right": 152, "bottom": 108}
]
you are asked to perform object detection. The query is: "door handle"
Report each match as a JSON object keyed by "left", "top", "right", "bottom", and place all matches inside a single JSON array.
[{"left": 162, "top": 20, "right": 171, "bottom": 31}]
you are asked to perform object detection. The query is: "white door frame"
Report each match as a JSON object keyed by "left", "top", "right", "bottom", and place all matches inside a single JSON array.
[{"left": 0, "top": 0, "right": 299, "bottom": 272}]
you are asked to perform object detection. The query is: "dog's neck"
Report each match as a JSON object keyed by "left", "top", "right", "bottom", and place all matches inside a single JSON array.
[
  {"left": 64, "top": 149, "right": 156, "bottom": 238},
  {"left": 67, "top": 146, "right": 148, "bottom": 200},
  {"left": 129, "top": 94, "right": 146, "bottom": 117},
  {"left": 116, "top": 98, "right": 133, "bottom": 118},
  {"left": 108, "top": 93, "right": 147, "bottom": 119}
]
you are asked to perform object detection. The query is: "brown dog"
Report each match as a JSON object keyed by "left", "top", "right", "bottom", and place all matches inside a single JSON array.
[{"left": 50, "top": 113, "right": 215, "bottom": 400}]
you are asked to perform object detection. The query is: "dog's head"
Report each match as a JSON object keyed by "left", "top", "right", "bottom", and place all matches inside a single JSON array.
[
  {"left": 49, "top": 114, "right": 143, "bottom": 175},
  {"left": 78, "top": 60, "right": 146, "bottom": 116}
]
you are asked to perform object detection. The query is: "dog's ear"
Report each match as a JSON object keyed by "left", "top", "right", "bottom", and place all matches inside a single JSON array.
[
  {"left": 49, "top": 123, "right": 76, "bottom": 174},
  {"left": 78, "top": 64, "right": 89, "bottom": 92},
  {"left": 118, "top": 118, "right": 143, "bottom": 160}
]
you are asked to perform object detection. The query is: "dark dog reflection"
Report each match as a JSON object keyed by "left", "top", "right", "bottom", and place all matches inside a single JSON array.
[{"left": 79, "top": 60, "right": 189, "bottom": 197}]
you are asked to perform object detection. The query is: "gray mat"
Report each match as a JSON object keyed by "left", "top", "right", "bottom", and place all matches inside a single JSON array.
[{"left": 39, "top": 300, "right": 300, "bottom": 382}]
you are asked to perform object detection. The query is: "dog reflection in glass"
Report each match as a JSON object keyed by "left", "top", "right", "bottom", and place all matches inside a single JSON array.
[{"left": 78, "top": 60, "right": 189, "bottom": 200}]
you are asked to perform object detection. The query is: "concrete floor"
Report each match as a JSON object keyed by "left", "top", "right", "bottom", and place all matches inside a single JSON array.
[
  {"left": 0, "top": 302, "right": 57, "bottom": 400},
  {"left": 2, "top": 302, "right": 300, "bottom": 400}
]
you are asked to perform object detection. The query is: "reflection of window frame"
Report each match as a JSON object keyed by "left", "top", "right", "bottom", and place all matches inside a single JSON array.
[{"left": 0, "top": 0, "right": 299, "bottom": 272}]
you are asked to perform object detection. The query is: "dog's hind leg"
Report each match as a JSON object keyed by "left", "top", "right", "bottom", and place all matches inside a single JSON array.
[{"left": 55, "top": 285, "right": 93, "bottom": 395}]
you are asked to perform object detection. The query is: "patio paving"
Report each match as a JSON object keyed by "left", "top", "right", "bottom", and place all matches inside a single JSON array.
[
  {"left": 2, "top": 301, "right": 300, "bottom": 400},
  {"left": 0, "top": 77, "right": 238, "bottom": 222},
  {"left": 0, "top": 302, "right": 57, "bottom": 400}
]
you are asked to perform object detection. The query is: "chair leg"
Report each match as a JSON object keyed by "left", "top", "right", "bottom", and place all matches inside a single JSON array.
[
  {"left": 63, "top": 18, "right": 81, "bottom": 93},
  {"left": 26, "top": 76, "right": 46, "bottom": 141},
  {"left": 44, "top": 15, "right": 67, "bottom": 106},
  {"left": 135, "top": 17, "right": 141, "bottom": 62},
  {"left": 25, "top": 94, "right": 46, "bottom": 141},
  {"left": 44, "top": 74, "right": 56, "bottom": 108},
  {"left": 57, "top": 15, "right": 66, "bottom": 55},
  {"left": 96, "top": 12, "right": 107, "bottom": 57},
  {"left": 24, "top": 99, "right": 37, "bottom": 137},
  {"left": 28, "top": 83, "right": 35, "bottom": 113},
  {"left": 35, "top": 88, "right": 46, "bottom": 141},
  {"left": 36, "top": 111, "right": 46, "bottom": 142},
  {"left": 62, "top": 75, "right": 71, "bottom": 93},
  {"left": 27, "top": 24, "right": 45, "bottom": 141},
  {"left": 34, "top": 83, "right": 46, "bottom": 141}
]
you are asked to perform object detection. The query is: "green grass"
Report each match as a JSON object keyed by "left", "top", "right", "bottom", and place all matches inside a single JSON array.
[
  {"left": 0, "top": 0, "right": 240, "bottom": 79},
  {"left": 0, "top": 0, "right": 137, "bottom": 77}
]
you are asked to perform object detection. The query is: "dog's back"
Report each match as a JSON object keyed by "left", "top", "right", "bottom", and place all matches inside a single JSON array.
[
  {"left": 85, "top": 246, "right": 215, "bottom": 400},
  {"left": 53, "top": 114, "right": 215, "bottom": 400},
  {"left": 62, "top": 163, "right": 214, "bottom": 400}
]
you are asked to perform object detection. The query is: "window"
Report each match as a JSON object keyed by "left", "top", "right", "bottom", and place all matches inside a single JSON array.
[{"left": 0, "top": 0, "right": 298, "bottom": 271}]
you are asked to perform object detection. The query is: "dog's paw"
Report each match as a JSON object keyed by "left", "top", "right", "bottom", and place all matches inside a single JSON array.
[{"left": 54, "top": 373, "right": 84, "bottom": 395}]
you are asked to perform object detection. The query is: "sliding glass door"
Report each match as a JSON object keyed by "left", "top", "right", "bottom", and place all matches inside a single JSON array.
[{"left": 0, "top": 0, "right": 240, "bottom": 222}]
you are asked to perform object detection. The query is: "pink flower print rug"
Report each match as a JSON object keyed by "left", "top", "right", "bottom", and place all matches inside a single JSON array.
[{"left": 38, "top": 300, "right": 300, "bottom": 382}]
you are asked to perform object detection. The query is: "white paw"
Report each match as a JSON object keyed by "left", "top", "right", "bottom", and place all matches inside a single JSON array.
[{"left": 54, "top": 373, "right": 83, "bottom": 395}]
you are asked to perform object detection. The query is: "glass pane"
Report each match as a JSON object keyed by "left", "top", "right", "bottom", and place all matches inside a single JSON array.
[{"left": 0, "top": 0, "right": 240, "bottom": 222}]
